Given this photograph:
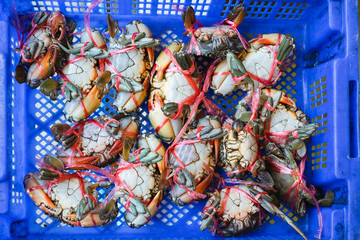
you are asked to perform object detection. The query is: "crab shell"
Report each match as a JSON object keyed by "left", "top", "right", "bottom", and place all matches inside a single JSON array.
[
  {"left": 149, "top": 46, "right": 201, "bottom": 143},
  {"left": 169, "top": 116, "right": 221, "bottom": 205},
  {"left": 22, "top": 28, "right": 53, "bottom": 62},
  {"left": 267, "top": 103, "right": 309, "bottom": 146},
  {"left": 183, "top": 25, "right": 245, "bottom": 57},
  {"left": 24, "top": 172, "right": 114, "bottom": 227},
  {"left": 239, "top": 34, "right": 292, "bottom": 91},
  {"left": 80, "top": 29, "right": 107, "bottom": 50},
  {"left": 220, "top": 129, "right": 258, "bottom": 179},
  {"left": 60, "top": 49, "right": 99, "bottom": 93},
  {"left": 57, "top": 116, "right": 140, "bottom": 167},
  {"left": 204, "top": 185, "right": 264, "bottom": 237},
  {"left": 106, "top": 37, "right": 153, "bottom": 114},
  {"left": 211, "top": 58, "right": 238, "bottom": 96},
  {"left": 115, "top": 160, "right": 163, "bottom": 228}
]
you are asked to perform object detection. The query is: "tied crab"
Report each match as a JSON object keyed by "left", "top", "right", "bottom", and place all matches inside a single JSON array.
[
  {"left": 200, "top": 184, "right": 307, "bottom": 239},
  {"left": 220, "top": 119, "right": 260, "bottom": 179},
  {"left": 149, "top": 41, "right": 202, "bottom": 143},
  {"left": 212, "top": 34, "right": 295, "bottom": 95},
  {"left": 264, "top": 142, "right": 334, "bottom": 217},
  {"left": 167, "top": 115, "right": 226, "bottom": 205},
  {"left": 105, "top": 15, "right": 160, "bottom": 114},
  {"left": 14, "top": 11, "right": 76, "bottom": 88},
  {"left": 24, "top": 169, "right": 118, "bottom": 227},
  {"left": 50, "top": 115, "right": 140, "bottom": 168},
  {"left": 181, "top": 4, "right": 247, "bottom": 58},
  {"left": 108, "top": 133, "right": 166, "bottom": 228}
]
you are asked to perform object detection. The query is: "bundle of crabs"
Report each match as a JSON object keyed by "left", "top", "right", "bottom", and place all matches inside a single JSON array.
[{"left": 14, "top": 2, "right": 334, "bottom": 239}]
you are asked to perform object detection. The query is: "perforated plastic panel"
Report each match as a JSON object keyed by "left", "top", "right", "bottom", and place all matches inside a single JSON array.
[{"left": 0, "top": 0, "right": 359, "bottom": 239}]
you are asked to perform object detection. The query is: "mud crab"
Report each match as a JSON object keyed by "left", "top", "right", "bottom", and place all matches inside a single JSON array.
[
  {"left": 220, "top": 120, "right": 260, "bottom": 179},
  {"left": 167, "top": 115, "right": 226, "bottom": 205},
  {"left": 211, "top": 34, "right": 295, "bottom": 95},
  {"left": 14, "top": 11, "right": 76, "bottom": 88},
  {"left": 106, "top": 133, "right": 166, "bottom": 228},
  {"left": 50, "top": 115, "right": 140, "bottom": 168},
  {"left": 149, "top": 41, "right": 203, "bottom": 143},
  {"left": 24, "top": 170, "right": 118, "bottom": 227},
  {"left": 181, "top": 4, "right": 246, "bottom": 58},
  {"left": 200, "top": 184, "right": 306, "bottom": 239},
  {"left": 105, "top": 15, "right": 160, "bottom": 114},
  {"left": 264, "top": 142, "right": 334, "bottom": 217}
]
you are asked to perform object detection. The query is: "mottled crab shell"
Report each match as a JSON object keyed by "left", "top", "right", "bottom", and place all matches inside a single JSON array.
[
  {"left": 24, "top": 172, "right": 114, "bottom": 227},
  {"left": 204, "top": 186, "right": 264, "bottom": 237},
  {"left": 183, "top": 25, "right": 244, "bottom": 57},
  {"left": 220, "top": 129, "right": 258, "bottom": 179}
]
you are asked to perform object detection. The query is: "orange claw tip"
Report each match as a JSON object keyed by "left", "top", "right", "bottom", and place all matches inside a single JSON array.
[{"left": 251, "top": 38, "right": 277, "bottom": 46}]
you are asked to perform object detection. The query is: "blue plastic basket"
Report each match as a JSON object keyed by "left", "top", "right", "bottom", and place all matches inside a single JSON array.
[{"left": 0, "top": 0, "right": 359, "bottom": 239}]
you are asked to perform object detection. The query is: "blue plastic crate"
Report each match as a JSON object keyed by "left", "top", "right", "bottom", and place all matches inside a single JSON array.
[{"left": 0, "top": 0, "right": 359, "bottom": 239}]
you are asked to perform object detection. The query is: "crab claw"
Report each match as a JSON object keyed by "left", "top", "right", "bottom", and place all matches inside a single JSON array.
[
  {"left": 63, "top": 81, "right": 83, "bottom": 101},
  {"left": 182, "top": 6, "right": 196, "bottom": 30},
  {"left": 161, "top": 102, "right": 179, "bottom": 118},
  {"left": 107, "top": 14, "right": 117, "bottom": 39},
  {"left": 175, "top": 168, "right": 196, "bottom": 191},
  {"left": 257, "top": 195, "right": 307, "bottom": 240},
  {"left": 148, "top": 91, "right": 182, "bottom": 144},
  {"left": 100, "top": 199, "right": 119, "bottom": 220},
  {"left": 27, "top": 45, "right": 58, "bottom": 88},
  {"left": 226, "top": 51, "right": 250, "bottom": 83},
  {"left": 288, "top": 123, "right": 319, "bottom": 141},
  {"left": 277, "top": 36, "right": 295, "bottom": 63},
  {"left": 40, "top": 78, "right": 59, "bottom": 101},
  {"left": 317, "top": 190, "right": 335, "bottom": 207},
  {"left": 124, "top": 190, "right": 163, "bottom": 228},
  {"left": 138, "top": 133, "right": 166, "bottom": 172},
  {"left": 44, "top": 154, "right": 65, "bottom": 170},
  {"left": 227, "top": 3, "right": 246, "bottom": 27},
  {"left": 200, "top": 193, "right": 221, "bottom": 231},
  {"left": 261, "top": 89, "right": 296, "bottom": 107},
  {"left": 51, "top": 123, "right": 78, "bottom": 149},
  {"left": 127, "top": 149, "right": 162, "bottom": 164},
  {"left": 65, "top": 71, "right": 111, "bottom": 122},
  {"left": 154, "top": 41, "right": 182, "bottom": 81},
  {"left": 232, "top": 119, "right": 245, "bottom": 133},
  {"left": 15, "top": 64, "right": 28, "bottom": 84},
  {"left": 183, "top": 126, "right": 226, "bottom": 141},
  {"left": 32, "top": 11, "right": 50, "bottom": 27},
  {"left": 75, "top": 187, "right": 97, "bottom": 221},
  {"left": 23, "top": 173, "right": 57, "bottom": 215},
  {"left": 49, "top": 11, "right": 67, "bottom": 40}
]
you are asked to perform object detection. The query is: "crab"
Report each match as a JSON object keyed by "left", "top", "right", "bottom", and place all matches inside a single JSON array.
[
  {"left": 24, "top": 170, "right": 118, "bottom": 227},
  {"left": 213, "top": 34, "right": 295, "bottom": 95},
  {"left": 40, "top": 29, "right": 109, "bottom": 101},
  {"left": 264, "top": 142, "right": 334, "bottom": 217},
  {"left": 61, "top": 71, "right": 112, "bottom": 122},
  {"left": 260, "top": 89, "right": 318, "bottom": 157},
  {"left": 109, "top": 134, "right": 166, "bottom": 228},
  {"left": 200, "top": 184, "right": 307, "bottom": 239},
  {"left": 14, "top": 11, "right": 76, "bottom": 88},
  {"left": 105, "top": 15, "right": 160, "bottom": 114},
  {"left": 50, "top": 115, "right": 140, "bottom": 168},
  {"left": 181, "top": 4, "right": 246, "bottom": 58},
  {"left": 167, "top": 115, "right": 226, "bottom": 205},
  {"left": 149, "top": 41, "right": 203, "bottom": 143},
  {"left": 220, "top": 120, "right": 260, "bottom": 179}
]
